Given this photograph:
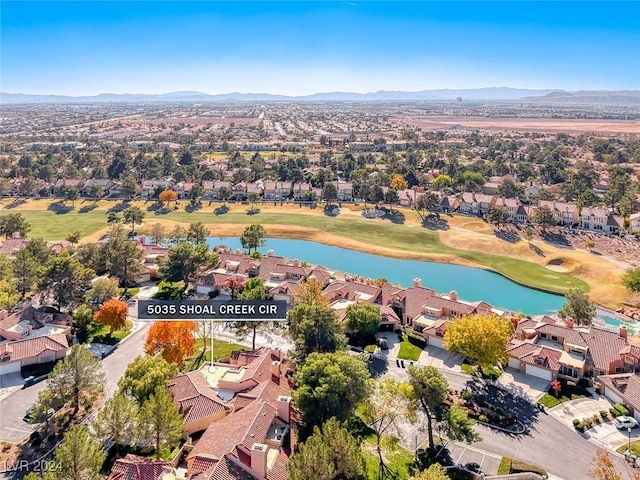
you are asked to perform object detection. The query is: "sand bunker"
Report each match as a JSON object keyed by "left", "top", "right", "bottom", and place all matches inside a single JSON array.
[{"left": 546, "top": 258, "right": 578, "bottom": 273}]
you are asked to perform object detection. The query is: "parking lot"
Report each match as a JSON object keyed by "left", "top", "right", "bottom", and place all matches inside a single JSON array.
[{"left": 447, "top": 442, "right": 502, "bottom": 476}]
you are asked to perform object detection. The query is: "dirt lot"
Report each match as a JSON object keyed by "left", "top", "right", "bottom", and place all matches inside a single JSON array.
[{"left": 394, "top": 116, "right": 640, "bottom": 135}]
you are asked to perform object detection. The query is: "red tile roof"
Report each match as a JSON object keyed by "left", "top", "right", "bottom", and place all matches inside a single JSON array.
[
  {"left": 107, "top": 454, "right": 170, "bottom": 480},
  {"left": 168, "top": 371, "right": 230, "bottom": 426}
]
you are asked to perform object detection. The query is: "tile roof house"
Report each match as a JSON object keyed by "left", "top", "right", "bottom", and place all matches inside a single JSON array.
[
  {"left": 507, "top": 317, "right": 640, "bottom": 382},
  {"left": 537, "top": 200, "right": 580, "bottom": 226},
  {"left": 0, "top": 234, "right": 29, "bottom": 256},
  {"left": 0, "top": 333, "right": 69, "bottom": 375},
  {"left": 106, "top": 454, "right": 172, "bottom": 480},
  {"left": 596, "top": 374, "right": 640, "bottom": 423},
  {"left": 580, "top": 207, "right": 623, "bottom": 235}
]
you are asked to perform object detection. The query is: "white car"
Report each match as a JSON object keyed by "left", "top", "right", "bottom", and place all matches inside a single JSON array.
[{"left": 614, "top": 416, "right": 639, "bottom": 429}]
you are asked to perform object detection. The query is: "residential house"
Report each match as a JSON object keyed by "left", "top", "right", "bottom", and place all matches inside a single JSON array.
[
  {"left": 494, "top": 197, "right": 529, "bottom": 223},
  {"left": 537, "top": 200, "right": 580, "bottom": 226},
  {"left": 168, "top": 371, "right": 231, "bottom": 436},
  {"left": 580, "top": 207, "right": 623, "bottom": 234},
  {"left": 596, "top": 374, "right": 640, "bottom": 424},
  {"left": 174, "top": 182, "right": 196, "bottom": 199},
  {"left": 507, "top": 317, "right": 640, "bottom": 382},
  {"left": 141, "top": 180, "right": 171, "bottom": 199},
  {"left": 0, "top": 331, "right": 69, "bottom": 376},
  {"left": 0, "top": 234, "right": 29, "bottom": 257},
  {"left": 53, "top": 179, "right": 84, "bottom": 196},
  {"left": 106, "top": 455, "right": 173, "bottom": 480},
  {"left": 81, "top": 179, "right": 118, "bottom": 197},
  {"left": 336, "top": 181, "right": 354, "bottom": 202},
  {"left": 179, "top": 348, "right": 292, "bottom": 480},
  {"left": 397, "top": 189, "right": 422, "bottom": 208},
  {"left": 263, "top": 181, "right": 292, "bottom": 201},
  {"left": 291, "top": 182, "right": 312, "bottom": 201}
]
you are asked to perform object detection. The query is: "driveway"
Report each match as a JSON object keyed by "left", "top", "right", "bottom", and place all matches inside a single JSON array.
[
  {"left": 549, "top": 395, "right": 612, "bottom": 429},
  {"left": 496, "top": 368, "right": 550, "bottom": 403}
]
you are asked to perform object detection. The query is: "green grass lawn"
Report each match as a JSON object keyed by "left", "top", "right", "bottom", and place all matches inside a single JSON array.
[
  {"left": 397, "top": 336, "right": 422, "bottom": 362},
  {"left": 4, "top": 200, "right": 588, "bottom": 295},
  {"left": 87, "top": 319, "right": 133, "bottom": 344},
  {"left": 617, "top": 440, "right": 640, "bottom": 456},
  {"left": 363, "top": 437, "right": 415, "bottom": 480},
  {"left": 183, "top": 337, "right": 248, "bottom": 372},
  {"left": 365, "top": 344, "right": 377, "bottom": 353},
  {"left": 538, "top": 381, "right": 592, "bottom": 409}
]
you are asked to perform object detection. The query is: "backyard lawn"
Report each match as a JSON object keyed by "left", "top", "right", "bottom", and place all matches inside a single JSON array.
[{"left": 538, "top": 380, "right": 592, "bottom": 409}]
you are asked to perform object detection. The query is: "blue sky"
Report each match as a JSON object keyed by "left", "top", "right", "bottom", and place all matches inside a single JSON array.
[{"left": 1, "top": 1, "right": 639, "bottom": 95}]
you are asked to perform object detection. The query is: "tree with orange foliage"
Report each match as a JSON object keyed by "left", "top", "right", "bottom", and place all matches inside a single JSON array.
[
  {"left": 145, "top": 321, "right": 197, "bottom": 367},
  {"left": 93, "top": 298, "right": 129, "bottom": 333},
  {"left": 158, "top": 189, "right": 178, "bottom": 206}
]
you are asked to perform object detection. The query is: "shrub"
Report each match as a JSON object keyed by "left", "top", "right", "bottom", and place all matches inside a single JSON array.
[
  {"left": 610, "top": 407, "right": 619, "bottom": 417},
  {"left": 600, "top": 410, "right": 609, "bottom": 418},
  {"left": 576, "top": 422, "right": 584, "bottom": 432},
  {"left": 461, "top": 364, "right": 475, "bottom": 376},
  {"left": 497, "top": 457, "right": 512, "bottom": 475},
  {"left": 573, "top": 419, "right": 581, "bottom": 427},
  {"left": 479, "top": 414, "right": 488, "bottom": 423},
  {"left": 614, "top": 403, "right": 630, "bottom": 416},
  {"left": 461, "top": 391, "right": 473, "bottom": 401}
]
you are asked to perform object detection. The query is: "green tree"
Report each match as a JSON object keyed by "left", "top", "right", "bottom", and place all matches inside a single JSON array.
[
  {"left": 93, "top": 393, "right": 138, "bottom": 455},
  {"left": 431, "top": 174, "right": 453, "bottom": 191},
  {"left": 322, "top": 182, "right": 338, "bottom": 206},
  {"left": 0, "top": 212, "right": 30, "bottom": 238},
  {"left": 106, "top": 210, "right": 121, "bottom": 225},
  {"left": 53, "top": 424, "right": 106, "bottom": 480},
  {"left": 120, "top": 174, "right": 138, "bottom": 198},
  {"left": 118, "top": 355, "right": 179, "bottom": 404},
  {"left": 218, "top": 185, "right": 232, "bottom": 206},
  {"left": 415, "top": 192, "right": 440, "bottom": 221},
  {"left": 288, "top": 417, "right": 366, "bottom": 480},
  {"left": 39, "top": 254, "right": 95, "bottom": 311},
  {"left": 293, "top": 352, "right": 372, "bottom": 434},
  {"left": 412, "top": 464, "right": 451, "bottom": 480},
  {"left": 407, "top": 365, "right": 449, "bottom": 450},
  {"left": 236, "top": 277, "right": 275, "bottom": 350},
  {"left": 496, "top": 178, "right": 524, "bottom": 199},
  {"left": 61, "top": 185, "right": 79, "bottom": 207},
  {"left": 0, "top": 279, "right": 20, "bottom": 310},
  {"left": 149, "top": 223, "right": 166, "bottom": 245},
  {"left": 137, "top": 387, "right": 183, "bottom": 459},
  {"left": 487, "top": 207, "right": 510, "bottom": 226},
  {"left": 89, "top": 185, "right": 104, "bottom": 203},
  {"left": 159, "top": 242, "right": 218, "bottom": 291},
  {"left": 13, "top": 247, "right": 39, "bottom": 295},
  {"left": 558, "top": 288, "right": 596, "bottom": 326},
  {"left": 0, "top": 254, "right": 12, "bottom": 281},
  {"left": 440, "top": 404, "right": 480, "bottom": 444},
  {"left": 287, "top": 303, "right": 347, "bottom": 362},
  {"left": 622, "top": 267, "right": 640, "bottom": 293},
  {"left": 344, "top": 303, "right": 381, "bottom": 337},
  {"left": 532, "top": 205, "right": 556, "bottom": 230},
  {"left": 362, "top": 378, "right": 415, "bottom": 479},
  {"left": 123, "top": 205, "right": 145, "bottom": 233},
  {"left": 443, "top": 314, "right": 514, "bottom": 372},
  {"left": 65, "top": 230, "right": 82, "bottom": 246},
  {"left": 86, "top": 276, "right": 119, "bottom": 308},
  {"left": 38, "top": 344, "right": 105, "bottom": 414},
  {"left": 523, "top": 226, "right": 534, "bottom": 243},
  {"left": 186, "top": 221, "right": 209, "bottom": 244},
  {"left": 240, "top": 224, "right": 267, "bottom": 254},
  {"left": 25, "top": 236, "right": 52, "bottom": 264},
  {"left": 248, "top": 191, "right": 261, "bottom": 212}
]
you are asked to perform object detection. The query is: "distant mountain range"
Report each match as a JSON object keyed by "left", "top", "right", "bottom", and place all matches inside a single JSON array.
[{"left": 1, "top": 88, "right": 639, "bottom": 105}]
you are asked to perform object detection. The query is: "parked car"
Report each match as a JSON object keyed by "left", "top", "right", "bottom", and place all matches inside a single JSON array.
[
  {"left": 463, "top": 462, "right": 483, "bottom": 474},
  {"left": 614, "top": 416, "right": 639, "bottom": 429},
  {"left": 23, "top": 405, "right": 34, "bottom": 422}
]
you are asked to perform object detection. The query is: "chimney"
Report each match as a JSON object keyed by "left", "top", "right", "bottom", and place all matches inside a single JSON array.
[
  {"left": 292, "top": 259, "right": 300, "bottom": 267},
  {"left": 620, "top": 325, "right": 628, "bottom": 340},
  {"left": 276, "top": 395, "right": 292, "bottom": 423},
  {"left": 413, "top": 278, "right": 421, "bottom": 288},
  {"left": 250, "top": 443, "right": 269, "bottom": 479},
  {"left": 271, "top": 360, "right": 281, "bottom": 377},
  {"left": 449, "top": 291, "right": 458, "bottom": 301},
  {"left": 267, "top": 249, "right": 274, "bottom": 257},
  {"left": 565, "top": 318, "right": 574, "bottom": 329}
]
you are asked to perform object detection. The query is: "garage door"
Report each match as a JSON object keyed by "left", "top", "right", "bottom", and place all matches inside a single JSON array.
[
  {"left": 508, "top": 358, "right": 521, "bottom": 369},
  {"left": 525, "top": 364, "right": 553, "bottom": 381},
  {"left": 429, "top": 336, "right": 444, "bottom": 349},
  {"left": 0, "top": 362, "right": 21, "bottom": 375}
]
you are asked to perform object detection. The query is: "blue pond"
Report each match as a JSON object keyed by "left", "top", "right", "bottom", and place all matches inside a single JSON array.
[{"left": 206, "top": 237, "right": 566, "bottom": 316}]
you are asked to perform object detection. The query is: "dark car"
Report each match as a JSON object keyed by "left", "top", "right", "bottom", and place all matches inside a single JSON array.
[{"left": 463, "top": 462, "right": 482, "bottom": 474}]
